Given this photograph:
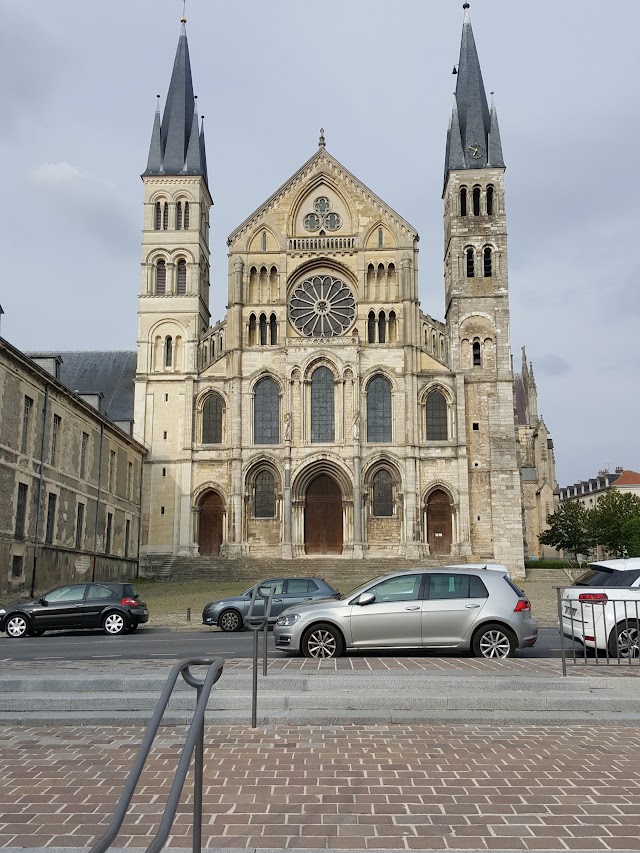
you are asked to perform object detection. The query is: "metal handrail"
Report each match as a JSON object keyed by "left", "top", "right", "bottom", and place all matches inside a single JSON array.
[{"left": 90, "top": 656, "right": 224, "bottom": 853}]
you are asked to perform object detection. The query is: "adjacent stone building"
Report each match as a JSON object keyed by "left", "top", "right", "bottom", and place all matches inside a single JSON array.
[
  {"left": 132, "top": 7, "right": 527, "bottom": 575},
  {"left": 0, "top": 339, "right": 145, "bottom": 597}
]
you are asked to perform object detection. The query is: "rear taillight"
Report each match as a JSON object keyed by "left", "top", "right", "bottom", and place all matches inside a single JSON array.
[
  {"left": 121, "top": 597, "right": 138, "bottom": 606},
  {"left": 514, "top": 599, "right": 530, "bottom": 612},
  {"left": 579, "top": 593, "right": 608, "bottom": 604}
]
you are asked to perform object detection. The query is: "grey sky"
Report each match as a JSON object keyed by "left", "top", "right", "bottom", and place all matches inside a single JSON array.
[{"left": 1, "top": 0, "right": 638, "bottom": 486}]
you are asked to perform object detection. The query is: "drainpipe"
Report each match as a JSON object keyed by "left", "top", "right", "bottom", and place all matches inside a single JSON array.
[
  {"left": 30, "top": 384, "right": 50, "bottom": 598},
  {"left": 92, "top": 423, "right": 104, "bottom": 582},
  {"left": 135, "top": 458, "right": 144, "bottom": 578}
]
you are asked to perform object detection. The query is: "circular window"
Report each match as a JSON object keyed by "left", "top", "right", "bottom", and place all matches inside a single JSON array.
[
  {"left": 324, "top": 212, "right": 342, "bottom": 231},
  {"left": 304, "top": 213, "right": 321, "bottom": 232},
  {"left": 314, "top": 197, "right": 331, "bottom": 215},
  {"left": 289, "top": 275, "right": 356, "bottom": 338}
]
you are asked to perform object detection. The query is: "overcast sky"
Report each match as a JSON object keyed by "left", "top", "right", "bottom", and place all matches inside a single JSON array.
[{"left": 1, "top": 0, "right": 638, "bottom": 486}]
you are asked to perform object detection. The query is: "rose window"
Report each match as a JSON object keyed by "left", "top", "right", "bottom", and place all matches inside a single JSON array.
[
  {"left": 303, "top": 196, "right": 342, "bottom": 232},
  {"left": 289, "top": 275, "right": 356, "bottom": 337}
]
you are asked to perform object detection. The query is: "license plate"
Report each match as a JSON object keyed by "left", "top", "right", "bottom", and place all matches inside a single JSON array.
[
  {"left": 564, "top": 606, "right": 576, "bottom": 616},
  {"left": 143, "top": 609, "right": 148, "bottom": 615}
]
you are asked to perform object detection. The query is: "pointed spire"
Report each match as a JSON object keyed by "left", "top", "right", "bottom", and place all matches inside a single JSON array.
[
  {"left": 199, "top": 116, "right": 209, "bottom": 186},
  {"left": 184, "top": 96, "right": 202, "bottom": 173},
  {"left": 488, "top": 97, "right": 505, "bottom": 167},
  {"left": 146, "top": 96, "right": 163, "bottom": 173},
  {"left": 521, "top": 347, "right": 529, "bottom": 381}
]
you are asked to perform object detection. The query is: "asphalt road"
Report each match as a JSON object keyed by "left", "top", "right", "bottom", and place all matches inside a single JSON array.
[{"left": 0, "top": 626, "right": 579, "bottom": 663}]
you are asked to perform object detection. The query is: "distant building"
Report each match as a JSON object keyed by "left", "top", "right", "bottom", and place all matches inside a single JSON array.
[
  {"left": 0, "top": 338, "right": 145, "bottom": 598},
  {"left": 514, "top": 349, "right": 559, "bottom": 560}
]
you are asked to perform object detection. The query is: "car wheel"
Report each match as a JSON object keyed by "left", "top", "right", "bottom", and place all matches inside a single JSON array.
[
  {"left": 103, "top": 612, "right": 127, "bottom": 635},
  {"left": 5, "top": 615, "right": 29, "bottom": 638},
  {"left": 608, "top": 622, "right": 640, "bottom": 659},
  {"left": 302, "top": 623, "right": 344, "bottom": 659},
  {"left": 472, "top": 623, "right": 516, "bottom": 659},
  {"left": 218, "top": 609, "right": 243, "bottom": 632}
]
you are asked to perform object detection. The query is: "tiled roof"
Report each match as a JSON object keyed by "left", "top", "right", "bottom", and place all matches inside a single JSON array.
[{"left": 613, "top": 470, "right": 640, "bottom": 486}]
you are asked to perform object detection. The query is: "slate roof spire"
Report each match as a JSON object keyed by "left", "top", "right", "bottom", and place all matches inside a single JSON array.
[
  {"left": 143, "top": 18, "right": 208, "bottom": 182},
  {"left": 445, "top": 3, "right": 504, "bottom": 182}
]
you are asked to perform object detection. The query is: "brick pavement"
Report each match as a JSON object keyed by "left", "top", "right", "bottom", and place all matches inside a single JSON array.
[{"left": 1, "top": 724, "right": 639, "bottom": 851}]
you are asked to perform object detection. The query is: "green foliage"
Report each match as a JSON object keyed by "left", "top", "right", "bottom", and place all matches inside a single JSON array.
[
  {"left": 621, "top": 517, "right": 640, "bottom": 558},
  {"left": 524, "top": 559, "right": 575, "bottom": 569},
  {"left": 589, "top": 490, "right": 640, "bottom": 558},
  {"left": 539, "top": 501, "right": 594, "bottom": 563}
]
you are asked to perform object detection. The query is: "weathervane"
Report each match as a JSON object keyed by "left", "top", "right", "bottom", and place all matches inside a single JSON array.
[{"left": 181, "top": 0, "right": 187, "bottom": 24}]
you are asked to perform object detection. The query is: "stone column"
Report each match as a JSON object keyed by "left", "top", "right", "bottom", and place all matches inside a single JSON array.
[{"left": 352, "top": 439, "right": 364, "bottom": 558}]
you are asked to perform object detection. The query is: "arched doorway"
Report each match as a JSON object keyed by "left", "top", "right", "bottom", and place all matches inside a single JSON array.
[
  {"left": 199, "top": 491, "right": 224, "bottom": 556},
  {"left": 426, "top": 489, "right": 452, "bottom": 555},
  {"left": 305, "top": 474, "right": 343, "bottom": 555}
]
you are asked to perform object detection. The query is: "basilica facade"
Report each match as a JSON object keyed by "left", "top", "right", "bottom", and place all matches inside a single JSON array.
[{"left": 133, "top": 8, "right": 526, "bottom": 574}]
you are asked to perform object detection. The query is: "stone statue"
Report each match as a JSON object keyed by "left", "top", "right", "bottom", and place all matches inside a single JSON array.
[
  {"left": 353, "top": 412, "right": 360, "bottom": 440},
  {"left": 284, "top": 413, "right": 291, "bottom": 441}
]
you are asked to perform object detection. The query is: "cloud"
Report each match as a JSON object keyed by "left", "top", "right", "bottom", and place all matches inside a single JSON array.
[{"left": 31, "top": 161, "right": 135, "bottom": 252}]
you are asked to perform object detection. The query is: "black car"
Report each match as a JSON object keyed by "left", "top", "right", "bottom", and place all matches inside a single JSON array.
[{"left": 0, "top": 582, "right": 149, "bottom": 638}]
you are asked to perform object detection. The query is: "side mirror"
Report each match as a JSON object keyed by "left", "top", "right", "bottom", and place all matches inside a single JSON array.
[
  {"left": 357, "top": 592, "right": 375, "bottom": 607},
  {"left": 39, "top": 598, "right": 48, "bottom": 606}
]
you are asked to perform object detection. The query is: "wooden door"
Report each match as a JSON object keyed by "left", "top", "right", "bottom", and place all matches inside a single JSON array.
[
  {"left": 427, "top": 489, "right": 452, "bottom": 555},
  {"left": 199, "top": 492, "right": 223, "bottom": 556},
  {"left": 305, "top": 475, "right": 343, "bottom": 555}
]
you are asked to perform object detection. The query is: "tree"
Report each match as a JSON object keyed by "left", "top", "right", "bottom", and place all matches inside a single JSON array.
[
  {"left": 622, "top": 517, "right": 640, "bottom": 558},
  {"left": 539, "top": 501, "right": 593, "bottom": 563},
  {"left": 590, "top": 490, "right": 640, "bottom": 558}
]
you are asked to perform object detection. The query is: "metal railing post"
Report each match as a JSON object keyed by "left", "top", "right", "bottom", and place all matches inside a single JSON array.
[
  {"left": 193, "top": 683, "right": 204, "bottom": 853},
  {"left": 556, "top": 586, "right": 567, "bottom": 677},
  {"left": 244, "top": 583, "right": 274, "bottom": 728}
]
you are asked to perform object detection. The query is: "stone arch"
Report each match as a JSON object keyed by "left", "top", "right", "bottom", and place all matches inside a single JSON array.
[
  {"left": 195, "top": 486, "right": 226, "bottom": 557},
  {"left": 364, "top": 221, "right": 398, "bottom": 250},
  {"left": 286, "top": 256, "right": 358, "bottom": 297},
  {"left": 288, "top": 174, "right": 355, "bottom": 236},
  {"left": 247, "top": 224, "right": 280, "bottom": 253}
]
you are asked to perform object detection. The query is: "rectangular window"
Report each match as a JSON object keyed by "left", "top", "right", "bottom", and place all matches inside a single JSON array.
[
  {"left": 21, "top": 396, "right": 33, "bottom": 454},
  {"left": 15, "top": 483, "right": 28, "bottom": 539},
  {"left": 45, "top": 493, "right": 57, "bottom": 545},
  {"left": 127, "top": 461, "right": 133, "bottom": 499},
  {"left": 80, "top": 432, "right": 89, "bottom": 479},
  {"left": 51, "top": 414, "right": 61, "bottom": 465},
  {"left": 105, "top": 512, "right": 113, "bottom": 554},
  {"left": 75, "top": 503, "right": 85, "bottom": 550},
  {"left": 108, "top": 449, "right": 116, "bottom": 492},
  {"left": 11, "top": 555, "right": 24, "bottom": 578},
  {"left": 124, "top": 519, "right": 130, "bottom": 558}
]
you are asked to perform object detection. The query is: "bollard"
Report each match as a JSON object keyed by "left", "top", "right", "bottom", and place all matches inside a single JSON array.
[{"left": 186, "top": 607, "right": 191, "bottom": 622}]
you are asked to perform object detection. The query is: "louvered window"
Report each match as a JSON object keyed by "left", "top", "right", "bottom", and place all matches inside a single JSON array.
[
  {"left": 176, "top": 201, "right": 183, "bottom": 230},
  {"left": 176, "top": 259, "right": 187, "bottom": 294},
  {"left": 254, "top": 470, "right": 276, "bottom": 518},
  {"left": 162, "top": 202, "right": 169, "bottom": 230},
  {"left": 311, "top": 367, "right": 335, "bottom": 443},
  {"left": 156, "top": 260, "right": 166, "bottom": 295},
  {"left": 483, "top": 247, "right": 492, "bottom": 277},
  {"left": 367, "top": 376, "right": 392, "bottom": 443},
  {"left": 154, "top": 202, "right": 162, "bottom": 230},
  {"left": 202, "top": 394, "right": 223, "bottom": 444},
  {"left": 426, "top": 391, "right": 448, "bottom": 441},
  {"left": 254, "top": 378, "right": 280, "bottom": 444},
  {"left": 466, "top": 248, "right": 475, "bottom": 278},
  {"left": 184, "top": 202, "right": 190, "bottom": 229},
  {"left": 372, "top": 470, "right": 394, "bottom": 517}
]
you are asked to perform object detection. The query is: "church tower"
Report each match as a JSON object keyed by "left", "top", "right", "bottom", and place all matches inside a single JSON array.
[
  {"left": 443, "top": 4, "right": 524, "bottom": 570},
  {"left": 134, "top": 16, "right": 212, "bottom": 556}
]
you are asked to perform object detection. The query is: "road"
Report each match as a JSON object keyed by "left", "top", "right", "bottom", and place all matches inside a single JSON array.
[{"left": 0, "top": 626, "right": 578, "bottom": 663}]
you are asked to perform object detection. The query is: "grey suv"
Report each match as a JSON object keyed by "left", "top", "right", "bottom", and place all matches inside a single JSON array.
[{"left": 273, "top": 568, "right": 537, "bottom": 658}]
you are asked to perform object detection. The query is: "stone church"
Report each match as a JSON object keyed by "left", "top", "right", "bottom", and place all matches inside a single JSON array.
[{"left": 133, "top": 5, "right": 528, "bottom": 573}]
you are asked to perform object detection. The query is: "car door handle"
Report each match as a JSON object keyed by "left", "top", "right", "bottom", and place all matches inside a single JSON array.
[
  {"left": 405, "top": 606, "right": 421, "bottom": 611},
  {"left": 273, "top": 599, "right": 282, "bottom": 602},
  {"left": 465, "top": 604, "right": 481, "bottom": 609}
]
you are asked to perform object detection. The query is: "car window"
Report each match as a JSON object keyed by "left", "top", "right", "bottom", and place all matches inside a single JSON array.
[
  {"left": 367, "top": 575, "right": 423, "bottom": 603},
  {"left": 87, "top": 584, "right": 115, "bottom": 601},
  {"left": 574, "top": 567, "right": 615, "bottom": 587},
  {"left": 257, "top": 579, "right": 284, "bottom": 595},
  {"left": 504, "top": 577, "right": 526, "bottom": 598},
  {"left": 601, "top": 569, "right": 640, "bottom": 588},
  {"left": 428, "top": 574, "right": 485, "bottom": 600},
  {"left": 44, "top": 585, "right": 87, "bottom": 603},
  {"left": 286, "top": 579, "right": 315, "bottom": 594},
  {"left": 122, "top": 584, "right": 137, "bottom": 597}
]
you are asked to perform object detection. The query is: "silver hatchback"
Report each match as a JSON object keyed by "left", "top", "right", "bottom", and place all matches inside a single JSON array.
[{"left": 274, "top": 568, "right": 537, "bottom": 659}]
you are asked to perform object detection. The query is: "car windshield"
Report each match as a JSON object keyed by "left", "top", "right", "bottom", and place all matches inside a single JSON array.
[{"left": 338, "top": 574, "right": 397, "bottom": 601}]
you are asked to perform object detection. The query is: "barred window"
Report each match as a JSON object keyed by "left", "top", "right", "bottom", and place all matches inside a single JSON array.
[
  {"left": 426, "top": 390, "right": 448, "bottom": 441},
  {"left": 254, "top": 470, "right": 276, "bottom": 518},
  {"left": 372, "top": 470, "right": 394, "bottom": 517},
  {"left": 202, "top": 394, "right": 223, "bottom": 444},
  {"left": 254, "top": 378, "right": 280, "bottom": 444},
  {"left": 176, "top": 259, "right": 187, "bottom": 294},
  {"left": 367, "top": 376, "right": 392, "bottom": 443},
  {"left": 311, "top": 366, "right": 335, "bottom": 443}
]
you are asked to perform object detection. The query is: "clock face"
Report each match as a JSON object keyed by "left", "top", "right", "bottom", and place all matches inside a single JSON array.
[{"left": 467, "top": 143, "right": 485, "bottom": 160}]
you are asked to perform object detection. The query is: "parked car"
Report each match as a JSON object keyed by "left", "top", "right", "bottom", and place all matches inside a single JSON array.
[
  {"left": 0, "top": 582, "right": 148, "bottom": 638},
  {"left": 561, "top": 558, "right": 640, "bottom": 657},
  {"left": 274, "top": 567, "right": 537, "bottom": 659},
  {"left": 202, "top": 577, "right": 340, "bottom": 632}
]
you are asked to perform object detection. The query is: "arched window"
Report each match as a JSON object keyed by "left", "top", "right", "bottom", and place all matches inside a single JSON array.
[
  {"left": 261, "top": 231, "right": 267, "bottom": 252},
  {"left": 259, "top": 313, "right": 268, "bottom": 346},
  {"left": 176, "top": 259, "right": 187, "bottom": 294},
  {"left": 311, "top": 366, "right": 335, "bottom": 443},
  {"left": 162, "top": 202, "right": 169, "bottom": 230},
  {"left": 184, "top": 202, "right": 190, "bottom": 229},
  {"left": 483, "top": 247, "right": 493, "bottom": 277},
  {"left": 254, "top": 470, "right": 276, "bottom": 518},
  {"left": 156, "top": 260, "right": 166, "bottom": 295},
  {"left": 165, "top": 336, "right": 173, "bottom": 368},
  {"left": 176, "top": 201, "right": 183, "bottom": 230},
  {"left": 367, "top": 375, "right": 392, "bottom": 443},
  {"left": 254, "top": 377, "right": 279, "bottom": 444},
  {"left": 372, "top": 470, "right": 394, "bottom": 517},
  {"left": 426, "top": 390, "right": 448, "bottom": 441},
  {"left": 486, "top": 185, "right": 494, "bottom": 216},
  {"left": 202, "top": 394, "right": 223, "bottom": 444},
  {"left": 472, "top": 187, "right": 481, "bottom": 216},
  {"left": 460, "top": 187, "right": 468, "bottom": 217},
  {"left": 473, "top": 341, "right": 482, "bottom": 367},
  {"left": 269, "top": 314, "right": 277, "bottom": 345},
  {"left": 378, "top": 227, "right": 384, "bottom": 249},
  {"left": 248, "top": 313, "right": 257, "bottom": 346},
  {"left": 378, "top": 311, "right": 386, "bottom": 344},
  {"left": 154, "top": 202, "right": 162, "bottom": 230},
  {"left": 466, "top": 247, "right": 475, "bottom": 278},
  {"left": 388, "top": 311, "right": 397, "bottom": 343},
  {"left": 368, "top": 311, "right": 376, "bottom": 344}
]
